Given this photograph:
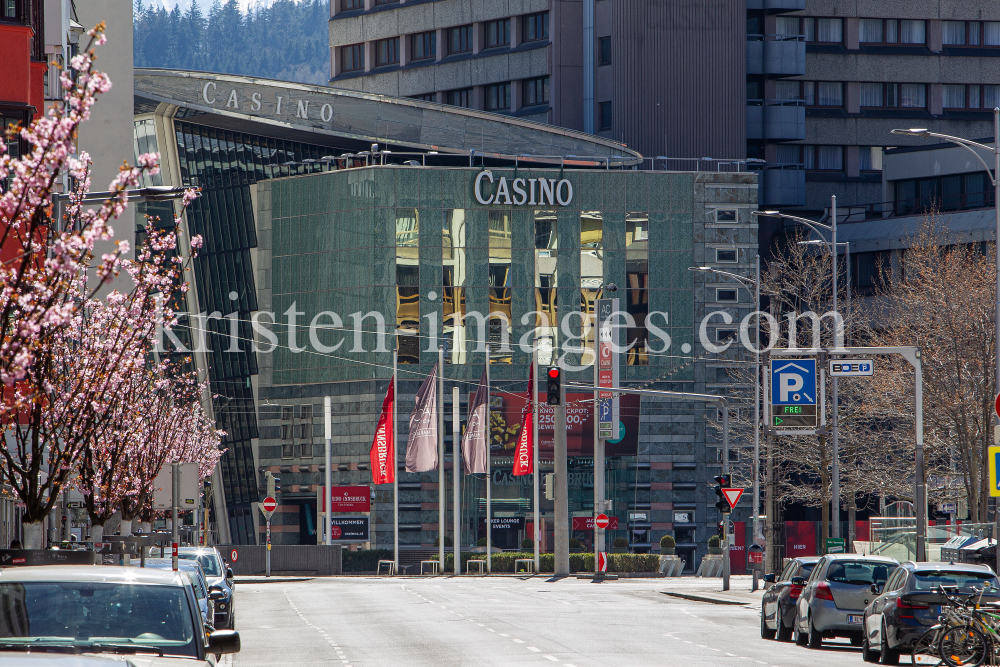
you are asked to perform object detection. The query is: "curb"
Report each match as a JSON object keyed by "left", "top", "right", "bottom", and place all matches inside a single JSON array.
[
  {"left": 235, "top": 577, "right": 315, "bottom": 584},
  {"left": 661, "top": 591, "right": 754, "bottom": 605}
]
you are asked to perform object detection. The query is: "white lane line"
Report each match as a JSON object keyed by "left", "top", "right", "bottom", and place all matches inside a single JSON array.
[
  {"left": 564, "top": 664, "right": 578, "bottom": 667},
  {"left": 543, "top": 656, "right": 559, "bottom": 662},
  {"left": 726, "top": 653, "right": 736, "bottom": 657},
  {"left": 499, "top": 634, "right": 509, "bottom": 637},
  {"left": 696, "top": 644, "right": 707, "bottom": 648},
  {"left": 527, "top": 647, "right": 541, "bottom": 652},
  {"left": 512, "top": 639, "right": 526, "bottom": 644},
  {"left": 487, "top": 629, "right": 496, "bottom": 632}
]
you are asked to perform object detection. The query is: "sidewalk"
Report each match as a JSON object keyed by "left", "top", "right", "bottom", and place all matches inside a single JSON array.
[
  {"left": 234, "top": 575, "right": 315, "bottom": 584},
  {"left": 661, "top": 575, "right": 767, "bottom": 605}
]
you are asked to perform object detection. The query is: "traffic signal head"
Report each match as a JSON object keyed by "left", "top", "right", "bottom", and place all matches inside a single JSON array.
[
  {"left": 713, "top": 476, "right": 730, "bottom": 513},
  {"left": 546, "top": 367, "right": 561, "bottom": 405},
  {"left": 714, "top": 474, "right": 731, "bottom": 487}
]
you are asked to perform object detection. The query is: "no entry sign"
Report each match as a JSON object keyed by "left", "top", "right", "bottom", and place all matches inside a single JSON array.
[
  {"left": 595, "top": 514, "right": 610, "bottom": 530},
  {"left": 262, "top": 496, "right": 277, "bottom": 513}
]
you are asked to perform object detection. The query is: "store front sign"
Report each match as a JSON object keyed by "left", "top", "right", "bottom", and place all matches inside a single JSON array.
[{"left": 474, "top": 171, "right": 573, "bottom": 206}]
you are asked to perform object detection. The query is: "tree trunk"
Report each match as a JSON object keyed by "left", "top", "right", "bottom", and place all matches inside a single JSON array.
[
  {"left": 848, "top": 497, "right": 856, "bottom": 553},
  {"left": 90, "top": 523, "right": 104, "bottom": 542},
  {"left": 119, "top": 519, "right": 132, "bottom": 537},
  {"left": 22, "top": 522, "right": 45, "bottom": 549}
]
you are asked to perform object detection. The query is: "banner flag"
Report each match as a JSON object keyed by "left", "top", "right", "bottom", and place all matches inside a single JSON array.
[
  {"left": 369, "top": 377, "right": 395, "bottom": 484},
  {"left": 513, "top": 364, "right": 533, "bottom": 476},
  {"left": 406, "top": 363, "right": 439, "bottom": 472},
  {"left": 462, "top": 368, "right": 489, "bottom": 475}
]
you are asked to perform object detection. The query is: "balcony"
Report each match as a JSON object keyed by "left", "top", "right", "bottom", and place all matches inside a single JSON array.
[
  {"left": 757, "top": 165, "right": 806, "bottom": 207},
  {"left": 746, "top": 35, "right": 806, "bottom": 77},
  {"left": 747, "top": 0, "right": 805, "bottom": 9},
  {"left": 747, "top": 100, "right": 805, "bottom": 141}
]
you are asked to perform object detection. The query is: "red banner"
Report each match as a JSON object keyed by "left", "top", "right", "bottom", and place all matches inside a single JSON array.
[
  {"left": 513, "top": 365, "right": 533, "bottom": 476},
  {"left": 320, "top": 486, "right": 371, "bottom": 513},
  {"left": 369, "top": 378, "right": 395, "bottom": 484},
  {"left": 572, "top": 516, "right": 619, "bottom": 530},
  {"left": 784, "top": 521, "right": 817, "bottom": 558},
  {"left": 729, "top": 521, "right": 746, "bottom": 575}
]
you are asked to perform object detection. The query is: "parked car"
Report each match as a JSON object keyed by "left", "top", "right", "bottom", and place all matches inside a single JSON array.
[
  {"left": 861, "top": 561, "right": 1000, "bottom": 665},
  {"left": 0, "top": 565, "right": 239, "bottom": 664},
  {"left": 761, "top": 556, "right": 821, "bottom": 641},
  {"left": 143, "top": 558, "right": 216, "bottom": 630},
  {"left": 179, "top": 547, "right": 235, "bottom": 629},
  {"left": 794, "top": 554, "right": 898, "bottom": 648}
]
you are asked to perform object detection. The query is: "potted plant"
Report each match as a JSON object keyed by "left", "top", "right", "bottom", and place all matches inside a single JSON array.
[
  {"left": 611, "top": 537, "right": 629, "bottom": 553},
  {"left": 521, "top": 538, "right": 534, "bottom": 550},
  {"left": 569, "top": 538, "right": 582, "bottom": 553},
  {"left": 707, "top": 535, "right": 723, "bottom": 555},
  {"left": 660, "top": 534, "right": 676, "bottom": 555}
]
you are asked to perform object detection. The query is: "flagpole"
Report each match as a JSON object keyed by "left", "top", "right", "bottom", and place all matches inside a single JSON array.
[
  {"left": 532, "top": 346, "right": 539, "bottom": 574},
  {"left": 438, "top": 346, "right": 445, "bottom": 572},
  {"left": 453, "top": 385, "right": 461, "bottom": 575},
  {"left": 393, "top": 349, "right": 399, "bottom": 575},
  {"left": 486, "top": 351, "right": 492, "bottom": 574}
]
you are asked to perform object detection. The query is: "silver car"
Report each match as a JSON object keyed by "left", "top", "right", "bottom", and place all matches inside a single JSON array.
[{"left": 794, "top": 553, "right": 898, "bottom": 648}]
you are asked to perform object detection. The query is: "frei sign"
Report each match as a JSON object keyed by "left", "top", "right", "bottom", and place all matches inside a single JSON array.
[{"left": 474, "top": 170, "right": 573, "bottom": 206}]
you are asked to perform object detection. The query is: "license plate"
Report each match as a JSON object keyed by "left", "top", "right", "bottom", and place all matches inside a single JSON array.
[{"left": 847, "top": 615, "right": 863, "bottom": 624}]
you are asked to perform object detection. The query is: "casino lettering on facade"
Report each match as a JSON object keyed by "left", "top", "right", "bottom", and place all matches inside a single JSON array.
[{"left": 474, "top": 170, "right": 573, "bottom": 207}]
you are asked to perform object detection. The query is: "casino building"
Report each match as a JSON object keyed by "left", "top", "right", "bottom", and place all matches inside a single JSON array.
[{"left": 135, "top": 69, "right": 759, "bottom": 570}]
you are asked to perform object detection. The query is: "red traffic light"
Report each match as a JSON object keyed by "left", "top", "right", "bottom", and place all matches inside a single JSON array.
[{"left": 548, "top": 367, "right": 560, "bottom": 379}]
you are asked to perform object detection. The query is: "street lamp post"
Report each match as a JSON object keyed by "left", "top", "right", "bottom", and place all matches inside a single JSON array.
[
  {"left": 752, "top": 201, "right": 846, "bottom": 549},
  {"left": 689, "top": 261, "right": 760, "bottom": 591},
  {"left": 891, "top": 111, "right": 1000, "bottom": 570}
]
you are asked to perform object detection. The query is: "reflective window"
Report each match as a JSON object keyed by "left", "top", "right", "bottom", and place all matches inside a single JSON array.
[
  {"left": 396, "top": 208, "right": 420, "bottom": 363},
  {"left": 625, "top": 213, "right": 648, "bottom": 366},
  {"left": 489, "top": 210, "right": 512, "bottom": 364},
  {"left": 580, "top": 211, "right": 603, "bottom": 366},
  {"left": 443, "top": 210, "right": 467, "bottom": 364},
  {"left": 534, "top": 211, "right": 558, "bottom": 365}
]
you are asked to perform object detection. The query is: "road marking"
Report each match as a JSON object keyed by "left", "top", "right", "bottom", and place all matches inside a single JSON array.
[
  {"left": 696, "top": 644, "right": 706, "bottom": 648},
  {"left": 487, "top": 628, "right": 496, "bottom": 632},
  {"left": 527, "top": 646, "right": 541, "bottom": 652},
  {"left": 726, "top": 653, "right": 736, "bottom": 657},
  {"left": 499, "top": 634, "right": 509, "bottom": 637},
  {"left": 564, "top": 664, "right": 578, "bottom": 667},
  {"left": 543, "top": 656, "right": 559, "bottom": 662},
  {"left": 512, "top": 639, "right": 525, "bottom": 644}
]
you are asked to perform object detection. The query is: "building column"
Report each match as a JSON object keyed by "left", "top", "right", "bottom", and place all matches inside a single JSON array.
[
  {"left": 400, "top": 34, "right": 410, "bottom": 67},
  {"left": 436, "top": 28, "right": 446, "bottom": 61},
  {"left": 365, "top": 41, "right": 376, "bottom": 72},
  {"left": 511, "top": 77, "right": 522, "bottom": 113}
]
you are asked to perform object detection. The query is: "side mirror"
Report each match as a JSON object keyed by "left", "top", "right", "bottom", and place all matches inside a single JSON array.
[
  {"left": 763, "top": 573, "right": 776, "bottom": 583},
  {"left": 208, "top": 629, "right": 240, "bottom": 655},
  {"left": 870, "top": 584, "right": 881, "bottom": 595},
  {"left": 791, "top": 576, "right": 805, "bottom": 586},
  {"left": 209, "top": 586, "right": 225, "bottom": 601},
  {"left": 226, "top": 567, "right": 234, "bottom": 579}
]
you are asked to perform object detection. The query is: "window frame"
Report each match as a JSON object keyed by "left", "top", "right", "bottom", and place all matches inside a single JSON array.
[
  {"left": 446, "top": 88, "right": 473, "bottom": 108},
  {"left": 598, "top": 101, "right": 612, "bottom": 131},
  {"left": 484, "top": 18, "right": 510, "bottom": 48},
  {"left": 715, "top": 248, "right": 738, "bottom": 263},
  {"left": 803, "top": 81, "right": 844, "bottom": 108},
  {"left": 375, "top": 37, "right": 400, "bottom": 67},
  {"left": 715, "top": 287, "right": 739, "bottom": 303},
  {"left": 411, "top": 30, "right": 436, "bottom": 61},
  {"left": 339, "top": 0, "right": 362, "bottom": 11},
  {"left": 598, "top": 36, "right": 611, "bottom": 66},
  {"left": 522, "top": 76, "right": 549, "bottom": 107},
  {"left": 340, "top": 43, "right": 365, "bottom": 73},
  {"left": 522, "top": 12, "right": 550, "bottom": 43},
  {"left": 485, "top": 82, "right": 511, "bottom": 111},
  {"left": 448, "top": 24, "right": 473, "bottom": 54}
]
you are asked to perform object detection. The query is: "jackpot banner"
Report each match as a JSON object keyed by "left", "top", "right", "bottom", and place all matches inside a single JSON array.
[{"left": 490, "top": 392, "right": 640, "bottom": 457}]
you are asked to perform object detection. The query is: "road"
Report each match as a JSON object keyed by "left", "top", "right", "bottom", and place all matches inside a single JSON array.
[{"left": 232, "top": 576, "right": 871, "bottom": 667}]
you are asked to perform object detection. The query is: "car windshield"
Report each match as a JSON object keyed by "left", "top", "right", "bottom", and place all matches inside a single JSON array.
[
  {"left": 826, "top": 561, "right": 891, "bottom": 585},
  {"left": 179, "top": 553, "right": 221, "bottom": 577},
  {"left": 913, "top": 571, "right": 1000, "bottom": 591},
  {"left": 0, "top": 582, "right": 197, "bottom": 657},
  {"left": 799, "top": 563, "right": 817, "bottom": 577}
]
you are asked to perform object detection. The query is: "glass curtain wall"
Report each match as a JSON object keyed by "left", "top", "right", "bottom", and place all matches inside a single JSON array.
[
  {"left": 443, "top": 210, "right": 467, "bottom": 364},
  {"left": 488, "top": 210, "right": 512, "bottom": 364},
  {"left": 173, "top": 121, "right": 337, "bottom": 544},
  {"left": 395, "top": 208, "right": 420, "bottom": 364},
  {"left": 625, "top": 213, "right": 649, "bottom": 366},
  {"left": 580, "top": 211, "right": 604, "bottom": 366},
  {"left": 534, "top": 211, "right": 558, "bottom": 365}
]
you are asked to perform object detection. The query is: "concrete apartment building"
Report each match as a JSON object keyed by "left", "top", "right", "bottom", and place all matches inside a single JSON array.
[{"left": 329, "top": 0, "right": 1000, "bottom": 219}]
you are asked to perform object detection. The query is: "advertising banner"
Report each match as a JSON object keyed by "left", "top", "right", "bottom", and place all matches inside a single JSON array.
[
  {"left": 490, "top": 517, "right": 525, "bottom": 531},
  {"left": 330, "top": 516, "right": 369, "bottom": 542},
  {"left": 729, "top": 520, "right": 746, "bottom": 575},
  {"left": 491, "top": 392, "right": 640, "bottom": 458},
  {"left": 318, "top": 486, "right": 371, "bottom": 513},
  {"left": 405, "top": 362, "right": 438, "bottom": 473},
  {"left": 784, "top": 521, "right": 817, "bottom": 557},
  {"left": 369, "top": 378, "right": 395, "bottom": 484}
]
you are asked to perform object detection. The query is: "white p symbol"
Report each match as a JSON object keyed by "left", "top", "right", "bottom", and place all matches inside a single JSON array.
[{"left": 779, "top": 373, "right": 804, "bottom": 402}]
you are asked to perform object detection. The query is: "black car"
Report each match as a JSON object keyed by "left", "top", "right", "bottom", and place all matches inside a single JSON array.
[
  {"left": 760, "top": 556, "right": 821, "bottom": 641},
  {"left": 861, "top": 561, "right": 1000, "bottom": 665}
]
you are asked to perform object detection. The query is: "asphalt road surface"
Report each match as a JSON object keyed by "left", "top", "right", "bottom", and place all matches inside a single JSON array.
[{"left": 232, "top": 577, "right": 872, "bottom": 667}]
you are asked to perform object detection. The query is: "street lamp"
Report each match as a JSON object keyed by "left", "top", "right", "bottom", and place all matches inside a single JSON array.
[
  {"left": 892, "top": 110, "right": 999, "bottom": 568},
  {"left": 752, "top": 200, "right": 847, "bottom": 550},
  {"left": 689, "top": 259, "right": 761, "bottom": 591}
]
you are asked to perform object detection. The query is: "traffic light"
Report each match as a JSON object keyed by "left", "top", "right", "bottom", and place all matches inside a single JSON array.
[
  {"left": 714, "top": 474, "right": 731, "bottom": 513},
  {"left": 546, "top": 367, "right": 561, "bottom": 405},
  {"left": 717, "top": 521, "right": 725, "bottom": 538},
  {"left": 265, "top": 471, "right": 281, "bottom": 497},
  {"left": 544, "top": 473, "right": 555, "bottom": 500}
]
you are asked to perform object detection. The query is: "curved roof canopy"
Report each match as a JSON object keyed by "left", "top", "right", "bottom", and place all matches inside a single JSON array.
[{"left": 135, "top": 69, "right": 641, "bottom": 165}]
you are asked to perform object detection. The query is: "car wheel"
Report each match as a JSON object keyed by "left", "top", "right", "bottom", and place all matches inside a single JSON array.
[
  {"left": 807, "top": 615, "right": 823, "bottom": 649},
  {"left": 776, "top": 617, "right": 793, "bottom": 642},
  {"left": 880, "top": 622, "right": 900, "bottom": 665},
  {"left": 794, "top": 616, "right": 809, "bottom": 647},
  {"left": 862, "top": 631, "right": 880, "bottom": 663},
  {"left": 761, "top": 611, "right": 776, "bottom": 640}
]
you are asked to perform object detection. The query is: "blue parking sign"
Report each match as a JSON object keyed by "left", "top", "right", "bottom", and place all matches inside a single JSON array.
[{"left": 771, "top": 359, "right": 817, "bottom": 406}]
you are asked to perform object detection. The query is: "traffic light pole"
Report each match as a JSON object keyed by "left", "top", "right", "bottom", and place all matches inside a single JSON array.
[
  {"left": 554, "top": 372, "right": 569, "bottom": 576},
  {"left": 722, "top": 407, "right": 730, "bottom": 592}
]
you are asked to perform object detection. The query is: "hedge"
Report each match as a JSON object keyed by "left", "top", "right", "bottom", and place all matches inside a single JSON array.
[{"left": 342, "top": 549, "right": 660, "bottom": 574}]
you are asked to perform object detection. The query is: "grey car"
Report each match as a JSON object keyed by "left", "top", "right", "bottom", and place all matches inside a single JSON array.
[
  {"left": 794, "top": 553, "right": 898, "bottom": 648},
  {"left": 179, "top": 547, "right": 235, "bottom": 629}
]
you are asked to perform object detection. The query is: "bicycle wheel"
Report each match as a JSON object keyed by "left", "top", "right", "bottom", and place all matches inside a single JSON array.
[
  {"left": 912, "top": 628, "right": 944, "bottom": 666},
  {"left": 939, "top": 626, "right": 988, "bottom": 667}
]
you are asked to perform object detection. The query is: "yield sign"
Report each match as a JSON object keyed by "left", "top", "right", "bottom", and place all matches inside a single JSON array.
[{"left": 722, "top": 488, "right": 744, "bottom": 511}]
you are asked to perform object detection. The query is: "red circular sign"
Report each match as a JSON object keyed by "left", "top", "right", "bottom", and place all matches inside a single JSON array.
[
  {"left": 230, "top": 549, "right": 238, "bottom": 562},
  {"left": 262, "top": 496, "right": 277, "bottom": 512},
  {"left": 995, "top": 392, "right": 1000, "bottom": 420},
  {"left": 595, "top": 513, "right": 610, "bottom": 529},
  {"left": 330, "top": 525, "right": 342, "bottom": 540}
]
